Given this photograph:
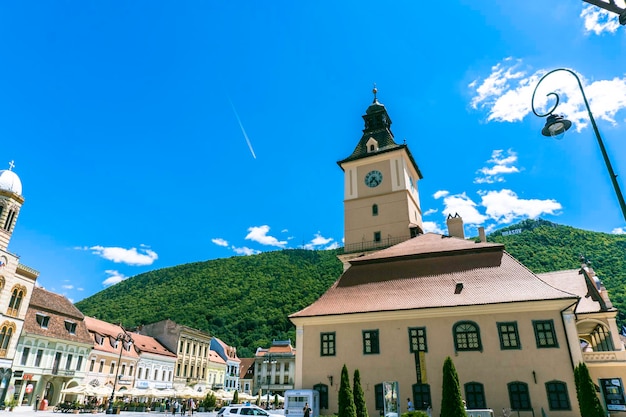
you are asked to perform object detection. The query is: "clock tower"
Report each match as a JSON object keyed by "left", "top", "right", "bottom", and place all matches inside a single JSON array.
[{"left": 338, "top": 88, "right": 423, "bottom": 262}]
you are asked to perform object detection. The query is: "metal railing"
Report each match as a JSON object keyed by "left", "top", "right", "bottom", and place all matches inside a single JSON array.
[{"left": 341, "top": 235, "right": 412, "bottom": 254}]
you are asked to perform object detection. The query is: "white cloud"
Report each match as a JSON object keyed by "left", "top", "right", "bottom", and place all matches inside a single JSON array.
[
  {"left": 422, "top": 221, "right": 445, "bottom": 234},
  {"left": 423, "top": 208, "right": 438, "bottom": 216},
  {"left": 62, "top": 284, "right": 74, "bottom": 290},
  {"left": 85, "top": 245, "right": 158, "bottom": 266},
  {"left": 303, "top": 233, "right": 334, "bottom": 250},
  {"left": 581, "top": 4, "right": 621, "bottom": 35},
  {"left": 475, "top": 149, "right": 520, "bottom": 184},
  {"left": 442, "top": 193, "right": 489, "bottom": 225},
  {"left": 325, "top": 242, "right": 341, "bottom": 250},
  {"left": 245, "top": 225, "right": 287, "bottom": 247},
  {"left": 102, "top": 270, "right": 127, "bottom": 286},
  {"left": 231, "top": 246, "right": 261, "bottom": 256},
  {"left": 469, "top": 59, "right": 626, "bottom": 130},
  {"left": 433, "top": 190, "right": 449, "bottom": 199},
  {"left": 77, "top": 287, "right": 84, "bottom": 291},
  {"left": 212, "top": 238, "right": 229, "bottom": 247},
  {"left": 612, "top": 227, "right": 626, "bottom": 234},
  {"left": 480, "top": 189, "right": 562, "bottom": 223}
]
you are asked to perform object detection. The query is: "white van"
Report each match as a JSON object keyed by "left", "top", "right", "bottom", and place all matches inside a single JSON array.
[{"left": 284, "top": 390, "right": 320, "bottom": 417}]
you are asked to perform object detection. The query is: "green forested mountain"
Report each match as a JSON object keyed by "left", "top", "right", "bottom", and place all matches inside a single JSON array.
[{"left": 75, "top": 219, "right": 626, "bottom": 356}]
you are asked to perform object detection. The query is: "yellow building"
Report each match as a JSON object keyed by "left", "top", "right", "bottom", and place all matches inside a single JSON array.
[{"left": 290, "top": 92, "right": 626, "bottom": 417}]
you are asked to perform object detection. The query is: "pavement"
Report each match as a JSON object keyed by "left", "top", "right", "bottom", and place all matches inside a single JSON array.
[{"left": 6, "top": 410, "right": 218, "bottom": 416}]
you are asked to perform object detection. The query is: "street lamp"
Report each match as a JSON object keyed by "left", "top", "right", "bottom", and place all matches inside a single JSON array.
[
  {"left": 582, "top": 0, "right": 626, "bottom": 25},
  {"left": 106, "top": 331, "right": 133, "bottom": 414},
  {"left": 263, "top": 354, "right": 276, "bottom": 410},
  {"left": 531, "top": 68, "right": 626, "bottom": 223}
]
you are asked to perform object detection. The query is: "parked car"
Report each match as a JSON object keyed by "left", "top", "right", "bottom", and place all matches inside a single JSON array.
[{"left": 218, "top": 404, "right": 282, "bottom": 417}]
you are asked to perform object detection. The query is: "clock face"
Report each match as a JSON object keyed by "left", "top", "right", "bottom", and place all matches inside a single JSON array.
[{"left": 364, "top": 170, "right": 383, "bottom": 188}]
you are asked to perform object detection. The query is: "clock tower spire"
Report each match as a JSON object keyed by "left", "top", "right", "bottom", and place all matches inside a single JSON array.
[{"left": 338, "top": 89, "right": 423, "bottom": 264}]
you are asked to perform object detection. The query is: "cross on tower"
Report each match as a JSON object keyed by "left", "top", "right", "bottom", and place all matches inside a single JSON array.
[{"left": 8, "top": 160, "right": 15, "bottom": 171}]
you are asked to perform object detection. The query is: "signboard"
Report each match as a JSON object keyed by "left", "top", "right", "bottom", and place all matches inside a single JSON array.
[
  {"left": 23, "top": 374, "right": 33, "bottom": 381},
  {"left": 600, "top": 378, "right": 626, "bottom": 411},
  {"left": 382, "top": 381, "right": 399, "bottom": 417}
]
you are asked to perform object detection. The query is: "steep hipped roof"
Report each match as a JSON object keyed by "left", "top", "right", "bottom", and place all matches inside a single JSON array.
[
  {"left": 290, "top": 233, "right": 577, "bottom": 318},
  {"left": 84, "top": 316, "right": 139, "bottom": 358},
  {"left": 539, "top": 268, "right": 612, "bottom": 314},
  {"left": 130, "top": 332, "right": 177, "bottom": 358},
  {"left": 23, "top": 287, "right": 91, "bottom": 343}
]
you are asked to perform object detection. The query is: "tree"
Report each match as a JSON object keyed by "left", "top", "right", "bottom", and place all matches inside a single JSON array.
[
  {"left": 233, "top": 390, "right": 239, "bottom": 404},
  {"left": 574, "top": 362, "right": 605, "bottom": 417},
  {"left": 440, "top": 357, "right": 466, "bottom": 417},
  {"left": 338, "top": 365, "right": 357, "bottom": 417},
  {"left": 353, "top": 369, "right": 368, "bottom": 417}
]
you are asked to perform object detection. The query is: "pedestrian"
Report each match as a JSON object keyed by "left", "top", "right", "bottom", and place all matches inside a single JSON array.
[
  {"left": 303, "top": 402, "right": 311, "bottom": 417},
  {"left": 35, "top": 395, "right": 40, "bottom": 412},
  {"left": 181, "top": 399, "right": 187, "bottom": 416},
  {"left": 174, "top": 400, "right": 180, "bottom": 416},
  {"left": 407, "top": 398, "right": 414, "bottom": 412},
  {"left": 165, "top": 399, "right": 170, "bottom": 416}
]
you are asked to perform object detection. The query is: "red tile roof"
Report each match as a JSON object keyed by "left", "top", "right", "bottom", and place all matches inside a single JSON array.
[
  {"left": 538, "top": 269, "right": 603, "bottom": 314},
  {"left": 84, "top": 316, "right": 139, "bottom": 358},
  {"left": 290, "top": 234, "right": 577, "bottom": 318},
  {"left": 23, "top": 287, "right": 92, "bottom": 343},
  {"left": 129, "top": 332, "right": 177, "bottom": 358},
  {"left": 208, "top": 349, "right": 226, "bottom": 364}
]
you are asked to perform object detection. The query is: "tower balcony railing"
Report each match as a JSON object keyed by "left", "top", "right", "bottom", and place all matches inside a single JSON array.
[
  {"left": 583, "top": 350, "right": 626, "bottom": 363},
  {"left": 341, "top": 235, "right": 412, "bottom": 255}
]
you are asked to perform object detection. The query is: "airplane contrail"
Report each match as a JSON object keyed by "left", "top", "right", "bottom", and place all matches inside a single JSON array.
[{"left": 228, "top": 97, "right": 257, "bottom": 159}]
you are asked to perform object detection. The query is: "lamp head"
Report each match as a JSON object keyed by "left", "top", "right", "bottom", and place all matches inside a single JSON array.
[{"left": 541, "top": 114, "right": 572, "bottom": 139}]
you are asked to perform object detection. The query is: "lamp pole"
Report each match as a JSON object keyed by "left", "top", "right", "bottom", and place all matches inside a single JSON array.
[
  {"left": 531, "top": 68, "right": 626, "bottom": 223},
  {"left": 265, "top": 354, "right": 272, "bottom": 410},
  {"left": 106, "top": 331, "right": 133, "bottom": 414}
]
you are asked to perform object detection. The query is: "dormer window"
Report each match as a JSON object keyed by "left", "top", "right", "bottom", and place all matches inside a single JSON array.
[
  {"left": 65, "top": 320, "right": 77, "bottom": 335},
  {"left": 36, "top": 314, "right": 50, "bottom": 329},
  {"left": 366, "top": 138, "right": 379, "bottom": 153},
  {"left": 95, "top": 334, "right": 104, "bottom": 346}
]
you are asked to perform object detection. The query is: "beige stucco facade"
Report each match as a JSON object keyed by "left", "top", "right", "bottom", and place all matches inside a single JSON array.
[{"left": 293, "top": 300, "right": 581, "bottom": 417}]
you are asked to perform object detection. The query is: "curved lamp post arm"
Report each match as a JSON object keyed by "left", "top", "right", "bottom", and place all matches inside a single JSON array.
[{"left": 532, "top": 68, "right": 626, "bottom": 222}]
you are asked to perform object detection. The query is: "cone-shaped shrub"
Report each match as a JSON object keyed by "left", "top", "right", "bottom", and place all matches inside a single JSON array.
[
  {"left": 353, "top": 369, "right": 368, "bottom": 417},
  {"left": 574, "top": 362, "right": 605, "bottom": 417},
  {"left": 338, "top": 365, "right": 357, "bottom": 417},
  {"left": 440, "top": 357, "right": 466, "bottom": 417}
]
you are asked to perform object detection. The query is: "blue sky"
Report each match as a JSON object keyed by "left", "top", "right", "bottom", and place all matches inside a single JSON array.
[{"left": 2, "top": 1, "right": 625, "bottom": 302}]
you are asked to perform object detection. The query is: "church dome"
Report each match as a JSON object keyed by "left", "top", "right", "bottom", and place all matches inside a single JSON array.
[{"left": 0, "top": 169, "right": 22, "bottom": 195}]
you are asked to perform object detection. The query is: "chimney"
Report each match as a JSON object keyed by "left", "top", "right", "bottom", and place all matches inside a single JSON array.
[
  {"left": 478, "top": 227, "right": 486, "bottom": 243},
  {"left": 446, "top": 213, "right": 465, "bottom": 239}
]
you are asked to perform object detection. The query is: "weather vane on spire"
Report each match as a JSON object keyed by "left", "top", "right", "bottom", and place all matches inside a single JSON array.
[
  {"left": 8, "top": 160, "right": 15, "bottom": 171},
  {"left": 372, "top": 83, "right": 378, "bottom": 102}
]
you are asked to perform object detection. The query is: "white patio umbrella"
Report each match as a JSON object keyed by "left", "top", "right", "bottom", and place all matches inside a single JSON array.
[
  {"left": 61, "top": 385, "right": 90, "bottom": 394},
  {"left": 153, "top": 388, "right": 177, "bottom": 398},
  {"left": 175, "top": 386, "right": 199, "bottom": 399},
  {"left": 214, "top": 389, "right": 234, "bottom": 401},
  {"left": 89, "top": 385, "right": 113, "bottom": 398}
]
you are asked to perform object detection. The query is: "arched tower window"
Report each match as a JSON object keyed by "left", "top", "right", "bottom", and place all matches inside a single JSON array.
[
  {"left": 7, "top": 285, "right": 26, "bottom": 317},
  {"left": 0, "top": 321, "right": 16, "bottom": 357},
  {"left": 3, "top": 209, "right": 16, "bottom": 231}
]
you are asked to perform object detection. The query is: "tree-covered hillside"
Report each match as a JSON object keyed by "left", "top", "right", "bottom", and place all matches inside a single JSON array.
[
  {"left": 75, "top": 249, "right": 343, "bottom": 357},
  {"left": 75, "top": 219, "right": 626, "bottom": 356}
]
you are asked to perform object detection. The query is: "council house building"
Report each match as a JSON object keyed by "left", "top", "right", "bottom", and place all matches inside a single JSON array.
[{"left": 290, "top": 90, "right": 626, "bottom": 417}]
